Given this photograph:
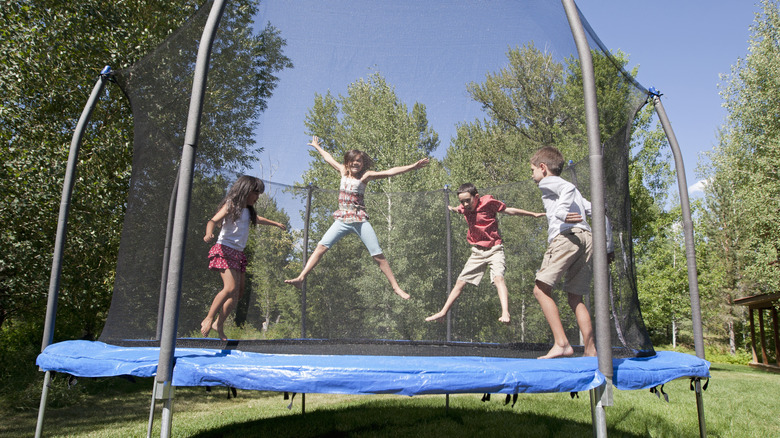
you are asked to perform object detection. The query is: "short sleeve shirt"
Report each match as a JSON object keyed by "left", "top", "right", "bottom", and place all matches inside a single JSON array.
[{"left": 457, "top": 194, "right": 506, "bottom": 248}]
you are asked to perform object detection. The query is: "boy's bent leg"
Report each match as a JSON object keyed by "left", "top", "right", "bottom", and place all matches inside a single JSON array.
[
  {"left": 426, "top": 280, "right": 468, "bottom": 321},
  {"left": 492, "top": 276, "right": 510, "bottom": 324},
  {"left": 568, "top": 293, "right": 596, "bottom": 356},
  {"left": 373, "top": 253, "right": 409, "bottom": 299},
  {"left": 533, "top": 280, "right": 574, "bottom": 359}
]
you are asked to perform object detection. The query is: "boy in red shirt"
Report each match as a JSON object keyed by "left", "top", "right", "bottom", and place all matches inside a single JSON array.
[{"left": 426, "top": 183, "right": 544, "bottom": 324}]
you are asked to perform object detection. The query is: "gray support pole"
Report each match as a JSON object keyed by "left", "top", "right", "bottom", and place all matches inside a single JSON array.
[
  {"left": 443, "top": 186, "right": 452, "bottom": 411},
  {"left": 444, "top": 186, "right": 453, "bottom": 342},
  {"left": 651, "top": 92, "right": 707, "bottom": 438},
  {"left": 562, "top": 1, "right": 612, "bottom": 436},
  {"left": 40, "top": 67, "right": 112, "bottom": 352},
  {"left": 152, "top": 2, "right": 228, "bottom": 437},
  {"left": 301, "top": 184, "right": 314, "bottom": 338},
  {"left": 157, "top": 174, "right": 179, "bottom": 339},
  {"left": 35, "top": 66, "right": 112, "bottom": 438},
  {"left": 650, "top": 93, "right": 705, "bottom": 359}
]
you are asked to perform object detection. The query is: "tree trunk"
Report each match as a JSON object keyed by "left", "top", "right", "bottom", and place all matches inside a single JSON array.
[
  {"left": 728, "top": 319, "right": 736, "bottom": 355},
  {"left": 520, "top": 297, "right": 526, "bottom": 343}
]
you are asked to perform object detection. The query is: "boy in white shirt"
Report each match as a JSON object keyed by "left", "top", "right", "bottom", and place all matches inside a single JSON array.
[{"left": 530, "top": 146, "right": 611, "bottom": 359}]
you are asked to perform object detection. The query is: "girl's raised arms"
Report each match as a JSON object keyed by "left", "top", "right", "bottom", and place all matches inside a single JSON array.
[
  {"left": 363, "top": 157, "right": 429, "bottom": 182},
  {"left": 308, "top": 136, "right": 343, "bottom": 173}
]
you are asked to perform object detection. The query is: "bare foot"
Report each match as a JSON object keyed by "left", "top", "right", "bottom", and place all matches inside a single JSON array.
[
  {"left": 538, "top": 343, "right": 574, "bottom": 359},
  {"left": 583, "top": 347, "right": 597, "bottom": 357},
  {"left": 425, "top": 311, "right": 446, "bottom": 322},
  {"left": 211, "top": 316, "right": 227, "bottom": 341},
  {"left": 200, "top": 317, "right": 214, "bottom": 337},
  {"left": 393, "top": 288, "right": 410, "bottom": 300},
  {"left": 284, "top": 277, "right": 304, "bottom": 288},
  {"left": 498, "top": 313, "right": 510, "bottom": 324}
]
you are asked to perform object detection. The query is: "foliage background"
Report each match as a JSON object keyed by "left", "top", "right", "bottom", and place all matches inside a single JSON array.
[{"left": 2, "top": 0, "right": 778, "bottom": 414}]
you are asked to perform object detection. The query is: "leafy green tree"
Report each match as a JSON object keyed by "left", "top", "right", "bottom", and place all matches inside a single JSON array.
[
  {"left": 442, "top": 43, "right": 665, "bottom": 346},
  {"left": 297, "top": 73, "right": 447, "bottom": 340},
  {"left": 636, "top": 206, "right": 694, "bottom": 346},
  {"left": 445, "top": 43, "right": 576, "bottom": 186},
  {"left": 0, "top": 1, "right": 293, "bottom": 407},
  {"left": 241, "top": 195, "right": 297, "bottom": 338},
  {"left": 0, "top": 0, "right": 204, "bottom": 337},
  {"left": 700, "top": 0, "right": 780, "bottom": 355}
]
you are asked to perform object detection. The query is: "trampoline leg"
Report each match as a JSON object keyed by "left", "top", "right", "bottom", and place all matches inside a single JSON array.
[
  {"left": 302, "top": 393, "right": 306, "bottom": 415},
  {"left": 694, "top": 379, "right": 707, "bottom": 438},
  {"left": 589, "top": 381, "right": 610, "bottom": 438},
  {"left": 147, "top": 382, "right": 158, "bottom": 438},
  {"left": 154, "top": 381, "right": 175, "bottom": 438},
  {"left": 34, "top": 370, "right": 52, "bottom": 438}
]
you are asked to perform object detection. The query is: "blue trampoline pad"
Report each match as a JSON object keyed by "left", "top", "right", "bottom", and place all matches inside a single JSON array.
[{"left": 37, "top": 341, "right": 708, "bottom": 396}]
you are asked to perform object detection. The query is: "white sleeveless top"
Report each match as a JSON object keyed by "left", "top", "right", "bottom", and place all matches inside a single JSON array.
[{"left": 217, "top": 208, "right": 251, "bottom": 251}]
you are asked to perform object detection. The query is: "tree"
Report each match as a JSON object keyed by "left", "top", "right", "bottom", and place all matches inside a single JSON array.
[
  {"left": 700, "top": 0, "right": 780, "bottom": 354},
  {"left": 242, "top": 195, "right": 297, "bottom": 338},
  {"left": 442, "top": 43, "right": 663, "bottom": 347},
  {"left": 0, "top": 0, "right": 203, "bottom": 336},
  {"left": 298, "top": 73, "right": 447, "bottom": 340},
  {"left": 0, "top": 0, "right": 292, "bottom": 341}
]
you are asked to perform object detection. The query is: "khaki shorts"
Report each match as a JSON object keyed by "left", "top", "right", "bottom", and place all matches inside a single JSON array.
[
  {"left": 535, "top": 228, "right": 592, "bottom": 295},
  {"left": 457, "top": 244, "right": 506, "bottom": 285}
]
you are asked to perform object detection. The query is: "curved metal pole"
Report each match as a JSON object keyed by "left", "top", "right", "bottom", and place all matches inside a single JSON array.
[
  {"left": 651, "top": 93, "right": 705, "bottom": 359},
  {"left": 157, "top": 172, "right": 179, "bottom": 340},
  {"left": 152, "top": 2, "right": 228, "bottom": 437},
  {"left": 651, "top": 91, "right": 706, "bottom": 438},
  {"left": 562, "top": 1, "right": 612, "bottom": 436},
  {"left": 35, "top": 66, "right": 112, "bottom": 438}
]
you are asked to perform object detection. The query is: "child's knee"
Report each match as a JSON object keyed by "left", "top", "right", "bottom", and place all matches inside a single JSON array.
[
  {"left": 567, "top": 293, "right": 584, "bottom": 307},
  {"left": 533, "top": 280, "right": 552, "bottom": 297},
  {"left": 372, "top": 253, "right": 386, "bottom": 263}
]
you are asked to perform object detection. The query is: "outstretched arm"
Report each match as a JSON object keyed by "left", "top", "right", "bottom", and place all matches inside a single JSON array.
[
  {"left": 308, "top": 136, "right": 343, "bottom": 173},
  {"left": 364, "top": 157, "right": 429, "bottom": 181},
  {"left": 503, "top": 207, "right": 545, "bottom": 218},
  {"left": 256, "top": 215, "right": 287, "bottom": 231}
]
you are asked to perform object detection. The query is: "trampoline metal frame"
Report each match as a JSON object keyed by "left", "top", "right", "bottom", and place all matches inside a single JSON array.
[{"left": 34, "top": 1, "right": 708, "bottom": 437}]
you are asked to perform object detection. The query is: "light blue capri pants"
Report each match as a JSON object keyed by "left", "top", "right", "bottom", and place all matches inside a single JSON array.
[{"left": 318, "top": 220, "right": 383, "bottom": 256}]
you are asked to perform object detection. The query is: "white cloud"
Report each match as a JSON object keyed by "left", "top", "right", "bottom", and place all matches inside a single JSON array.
[{"left": 688, "top": 179, "right": 708, "bottom": 194}]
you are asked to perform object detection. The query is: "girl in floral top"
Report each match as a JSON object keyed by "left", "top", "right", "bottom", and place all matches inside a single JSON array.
[{"left": 285, "top": 136, "right": 428, "bottom": 299}]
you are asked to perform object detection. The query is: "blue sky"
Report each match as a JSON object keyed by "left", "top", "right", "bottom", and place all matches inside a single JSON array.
[
  {"left": 577, "top": 0, "right": 757, "bottom": 194},
  {"left": 250, "top": 1, "right": 759, "bottom": 196}
]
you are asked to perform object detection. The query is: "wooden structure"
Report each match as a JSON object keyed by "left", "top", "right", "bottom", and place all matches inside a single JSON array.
[{"left": 734, "top": 292, "right": 780, "bottom": 372}]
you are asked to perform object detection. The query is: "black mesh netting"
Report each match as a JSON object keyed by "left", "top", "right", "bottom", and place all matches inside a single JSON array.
[{"left": 99, "top": 0, "right": 654, "bottom": 358}]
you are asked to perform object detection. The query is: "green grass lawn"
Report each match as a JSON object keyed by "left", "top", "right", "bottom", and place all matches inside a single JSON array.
[{"left": 3, "top": 363, "right": 778, "bottom": 437}]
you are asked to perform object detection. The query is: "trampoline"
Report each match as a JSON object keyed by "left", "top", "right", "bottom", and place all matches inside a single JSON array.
[
  {"left": 35, "top": 1, "right": 710, "bottom": 437},
  {"left": 38, "top": 340, "right": 708, "bottom": 395}
]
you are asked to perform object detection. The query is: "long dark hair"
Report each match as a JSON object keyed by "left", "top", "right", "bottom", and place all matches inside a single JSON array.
[
  {"left": 343, "top": 149, "right": 373, "bottom": 178},
  {"left": 218, "top": 175, "right": 264, "bottom": 225}
]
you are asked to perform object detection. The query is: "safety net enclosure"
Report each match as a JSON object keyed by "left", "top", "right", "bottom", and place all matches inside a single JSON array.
[{"left": 89, "top": 0, "right": 657, "bottom": 358}]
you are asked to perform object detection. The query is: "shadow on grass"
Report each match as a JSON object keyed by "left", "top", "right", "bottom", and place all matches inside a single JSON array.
[
  {"left": 189, "top": 401, "right": 650, "bottom": 438},
  {"left": 5, "top": 375, "right": 701, "bottom": 438}
]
